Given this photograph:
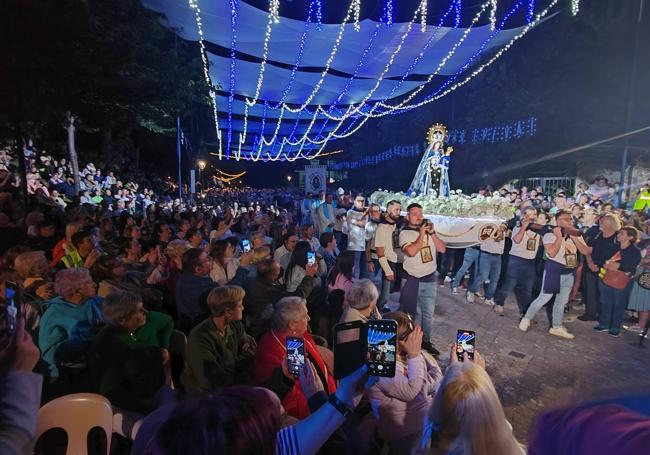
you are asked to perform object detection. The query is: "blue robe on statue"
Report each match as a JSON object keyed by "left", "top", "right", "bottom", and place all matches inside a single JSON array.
[
  {"left": 439, "top": 154, "right": 451, "bottom": 197},
  {"left": 407, "top": 144, "right": 442, "bottom": 196}
]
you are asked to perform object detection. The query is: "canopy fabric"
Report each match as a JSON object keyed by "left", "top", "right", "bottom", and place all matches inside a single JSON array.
[{"left": 143, "top": 0, "right": 556, "bottom": 158}]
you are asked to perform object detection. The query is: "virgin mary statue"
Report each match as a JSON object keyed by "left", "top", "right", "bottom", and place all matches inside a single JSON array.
[{"left": 407, "top": 123, "right": 453, "bottom": 197}]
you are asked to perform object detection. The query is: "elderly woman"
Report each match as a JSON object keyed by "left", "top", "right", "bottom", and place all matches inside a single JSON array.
[
  {"left": 39, "top": 268, "right": 104, "bottom": 381},
  {"left": 422, "top": 347, "right": 524, "bottom": 455},
  {"left": 182, "top": 286, "right": 256, "bottom": 393},
  {"left": 254, "top": 296, "right": 336, "bottom": 419},
  {"left": 339, "top": 279, "right": 381, "bottom": 323},
  {"left": 367, "top": 312, "right": 442, "bottom": 454},
  {"left": 89, "top": 291, "right": 173, "bottom": 423},
  {"left": 13, "top": 251, "right": 53, "bottom": 337}
]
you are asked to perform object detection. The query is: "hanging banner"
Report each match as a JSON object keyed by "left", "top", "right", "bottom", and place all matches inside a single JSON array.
[{"left": 304, "top": 165, "right": 327, "bottom": 195}]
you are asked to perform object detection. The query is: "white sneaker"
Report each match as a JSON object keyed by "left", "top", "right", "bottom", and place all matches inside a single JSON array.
[
  {"left": 484, "top": 298, "right": 495, "bottom": 306},
  {"left": 444, "top": 276, "right": 452, "bottom": 282},
  {"left": 549, "top": 326, "right": 575, "bottom": 339},
  {"left": 518, "top": 317, "right": 531, "bottom": 332},
  {"left": 452, "top": 287, "right": 461, "bottom": 295},
  {"left": 494, "top": 305, "right": 504, "bottom": 315},
  {"left": 466, "top": 292, "right": 475, "bottom": 303}
]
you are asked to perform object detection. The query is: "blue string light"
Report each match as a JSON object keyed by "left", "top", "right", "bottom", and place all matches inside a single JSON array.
[
  {"left": 419, "top": 0, "right": 525, "bottom": 105},
  {"left": 526, "top": 0, "right": 535, "bottom": 23},
  {"left": 220, "top": 0, "right": 553, "bottom": 161},
  {"left": 384, "top": 0, "right": 394, "bottom": 26},
  {"left": 318, "top": 0, "right": 457, "bottom": 141},
  {"left": 226, "top": 0, "right": 238, "bottom": 159},
  {"left": 316, "top": 0, "right": 322, "bottom": 30},
  {"left": 454, "top": 0, "right": 462, "bottom": 27}
]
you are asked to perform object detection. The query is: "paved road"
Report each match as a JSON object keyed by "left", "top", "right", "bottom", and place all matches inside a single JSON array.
[{"left": 392, "top": 285, "right": 650, "bottom": 441}]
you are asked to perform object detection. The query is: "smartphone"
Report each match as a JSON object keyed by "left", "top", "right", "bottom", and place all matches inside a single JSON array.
[
  {"left": 333, "top": 321, "right": 366, "bottom": 379},
  {"left": 366, "top": 319, "right": 397, "bottom": 377},
  {"left": 241, "top": 239, "right": 251, "bottom": 253},
  {"left": 286, "top": 336, "right": 305, "bottom": 377},
  {"left": 456, "top": 329, "right": 476, "bottom": 362},
  {"left": 5, "top": 281, "right": 20, "bottom": 335},
  {"left": 307, "top": 251, "right": 316, "bottom": 266}
]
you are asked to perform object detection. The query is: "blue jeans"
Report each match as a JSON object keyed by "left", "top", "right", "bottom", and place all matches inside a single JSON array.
[
  {"left": 399, "top": 274, "right": 437, "bottom": 343},
  {"left": 598, "top": 280, "right": 629, "bottom": 332},
  {"left": 451, "top": 248, "right": 480, "bottom": 289},
  {"left": 351, "top": 250, "right": 368, "bottom": 279},
  {"left": 374, "top": 259, "right": 395, "bottom": 309},
  {"left": 524, "top": 272, "right": 574, "bottom": 328},
  {"left": 495, "top": 256, "right": 536, "bottom": 314},
  {"left": 468, "top": 252, "right": 502, "bottom": 299}
]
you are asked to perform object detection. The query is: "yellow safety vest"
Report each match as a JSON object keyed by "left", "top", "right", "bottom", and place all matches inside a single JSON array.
[{"left": 633, "top": 189, "right": 650, "bottom": 211}]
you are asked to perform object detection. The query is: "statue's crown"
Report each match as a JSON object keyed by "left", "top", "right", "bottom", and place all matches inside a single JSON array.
[{"left": 427, "top": 123, "right": 448, "bottom": 143}]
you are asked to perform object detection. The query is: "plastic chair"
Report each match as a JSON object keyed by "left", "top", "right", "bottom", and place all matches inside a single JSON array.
[
  {"left": 169, "top": 329, "right": 187, "bottom": 355},
  {"left": 36, "top": 393, "right": 113, "bottom": 455}
]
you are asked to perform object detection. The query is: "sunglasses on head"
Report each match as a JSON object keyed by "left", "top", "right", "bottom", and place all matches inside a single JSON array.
[{"left": 398, "top": 314, "right": 415, "bottom": 341}]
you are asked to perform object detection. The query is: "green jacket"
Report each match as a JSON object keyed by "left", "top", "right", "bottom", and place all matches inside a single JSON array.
[
  {"left": 182, "top": 318, "right": 256, "bottom": 393},
  {"left": 114, "top": 310, "right": 173, "bottom": 349}
]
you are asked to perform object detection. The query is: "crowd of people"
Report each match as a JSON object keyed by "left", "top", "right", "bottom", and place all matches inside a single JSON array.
[{"left": 0, "top": 140, "right": 649, "bottom": 455}]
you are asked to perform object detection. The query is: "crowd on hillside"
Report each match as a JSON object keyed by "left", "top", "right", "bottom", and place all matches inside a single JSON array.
[{"left": 0, "top": 140, "right": 649, "bottom": 455}]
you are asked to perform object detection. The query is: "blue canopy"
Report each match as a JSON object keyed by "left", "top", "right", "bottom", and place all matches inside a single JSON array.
[{"left": 144, "top": 0, "right": 559, "bottom": 159}]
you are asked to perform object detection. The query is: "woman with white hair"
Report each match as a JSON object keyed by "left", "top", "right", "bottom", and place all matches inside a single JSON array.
[
  {"left": 420, "top": 346, "right": 524, "bottom": 455},
  {"left": 89, "top": 291, "right": 172, "bottom": 417},
  {"left": 254, "top": 296, "right": 337, "bottom": 419},
  {"left": 38, "top": 268, "right": 104, "bottom": 382},
  {"left": 13, "top": 250, "right": 53, "bottom": 338},
  {"left": 339, "top": 278, "right": 381, "bottom": 324}
]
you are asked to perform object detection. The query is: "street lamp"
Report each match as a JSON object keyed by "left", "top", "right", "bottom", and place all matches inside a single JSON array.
[
  {"left": 197, "top": 160, "right": 207, "bottom": 193},
  {"left": 287, "top": 175, "right": 292, "bottom": 183}
]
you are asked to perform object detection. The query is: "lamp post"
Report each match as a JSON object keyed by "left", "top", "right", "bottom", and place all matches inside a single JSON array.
[{"left": 197, "top": 160, "right": 207, "bottom": 195}]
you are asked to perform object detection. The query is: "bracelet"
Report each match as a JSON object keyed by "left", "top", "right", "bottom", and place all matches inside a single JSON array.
[{"left": 328, "top": 394, "right": 353, "bottom": 418}]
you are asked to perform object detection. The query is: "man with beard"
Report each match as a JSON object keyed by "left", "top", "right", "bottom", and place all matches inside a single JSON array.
[
  {"left": 399, "top": 203, "right": 446, "bottom": 355},
  {"left": 374, "top": 200, "right": 403, "bottom": 310}
]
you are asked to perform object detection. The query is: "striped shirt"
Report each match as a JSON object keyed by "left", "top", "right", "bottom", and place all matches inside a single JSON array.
[{"left": 276, "top": 426, "right": 301, "bottom": 455}]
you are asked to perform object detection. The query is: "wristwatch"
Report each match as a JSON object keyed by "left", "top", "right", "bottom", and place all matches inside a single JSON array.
[{"left": 328, "top": 394, "right": 353, "bottom": 418}]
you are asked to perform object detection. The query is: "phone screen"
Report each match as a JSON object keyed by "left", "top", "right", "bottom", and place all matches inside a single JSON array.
[
  {"left": 456, "top": 329, "right": 476, "bottom": 362},
  {"left": 5, "top": 281, "right": 19, "bottom": 335},
  {"left": 306, "top": 251, "right": 316, "bottom": 266},
  {"left": 367, "top": 319, "right": 397, "bottom": 377},
  {"left": 286, "top": 336, "right": 305, "bottom": 377},
  {"left": 241, "top": 239, "right": 251, "bottom": 253}
]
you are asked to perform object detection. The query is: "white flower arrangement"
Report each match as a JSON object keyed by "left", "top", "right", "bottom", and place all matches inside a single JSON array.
[{"left": 370, "top": 190, "right": 515, "bottom": 220}]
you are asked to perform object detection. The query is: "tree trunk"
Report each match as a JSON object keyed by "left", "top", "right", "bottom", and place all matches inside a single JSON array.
[{"left": 67, "top": 112, "right": 81, "bottom": 195}]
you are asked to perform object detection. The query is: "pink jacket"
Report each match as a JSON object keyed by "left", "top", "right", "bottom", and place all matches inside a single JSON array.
[{"left": 367, "top": 353, "right": 443, "bottom": 441}]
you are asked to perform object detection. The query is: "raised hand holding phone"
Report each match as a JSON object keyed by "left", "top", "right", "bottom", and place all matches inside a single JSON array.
[{"left": 399, "top": 325, "right": 423, "bottom": 359}]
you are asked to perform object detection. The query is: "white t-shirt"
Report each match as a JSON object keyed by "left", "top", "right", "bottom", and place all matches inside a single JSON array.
[
  {"left": 374, "top": 223, "right": 398, "bottom": 263},
  {"left": 480, "top": 238, "right": 505, "bottom": 255},
  {"left": 399, "top": 229, "right": 437, "bottom": 278},
  {"left": 509, "top": 226, "right": 539, "bottom": 260},
  {"left": 542, "top": 233, "right": 577, "bottom": 266}
]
